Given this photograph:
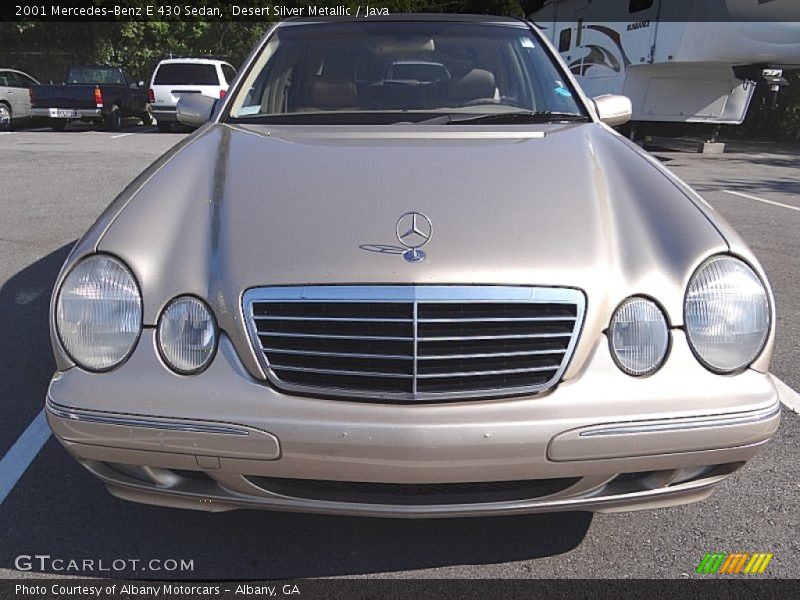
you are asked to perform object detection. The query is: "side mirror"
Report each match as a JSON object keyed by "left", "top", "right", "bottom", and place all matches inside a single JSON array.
[
  {"left": 177, "top": 94, "right": 217, "bottom": 127},
  {"left": 593, "top": 94, "right": 632, "bottom": 127}
]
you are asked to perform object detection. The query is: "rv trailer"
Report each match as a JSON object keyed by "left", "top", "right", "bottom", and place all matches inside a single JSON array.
[{"left": 531, "top": 0, "right": 800, "bottom": 128}]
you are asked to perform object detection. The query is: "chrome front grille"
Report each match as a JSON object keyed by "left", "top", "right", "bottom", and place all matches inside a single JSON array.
[{"left": 243, "top": 286, "right": 585, "bottom": 402}]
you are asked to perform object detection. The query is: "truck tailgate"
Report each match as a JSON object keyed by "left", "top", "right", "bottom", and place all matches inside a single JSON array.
[{"left": 31, "top": 85, "right": 99, "bottom": 110}]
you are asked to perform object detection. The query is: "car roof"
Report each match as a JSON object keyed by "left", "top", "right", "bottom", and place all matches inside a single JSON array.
[
  {"left": 0, "top": 68, "right": 38, "bottom": 81},
  {"left": 279, "top": 13, "right": 528, "bottom": 27},
  {"left": 67, "top": 64, "right": 123, "bottom": 70},
  {"left": 156, "top": 58, "right": 230, "bottom": 66}
]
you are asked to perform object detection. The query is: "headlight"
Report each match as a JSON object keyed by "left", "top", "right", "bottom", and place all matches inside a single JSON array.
[
  {"left": 609, "top": 297, "right": 669, "bottom": 376},
  {"left": 685, "top": 255, "right": 770, "bottom": 373},
  {"left": 157, "top": 296, "right": 217, "bottom": 374},
  {"left": 56, "top": 255, "right": 142, "bottom": 371}
]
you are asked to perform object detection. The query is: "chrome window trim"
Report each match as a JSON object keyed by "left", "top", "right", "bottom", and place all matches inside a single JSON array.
[{"left": 242, "top": 285, "right": 586, "bottom": 402}]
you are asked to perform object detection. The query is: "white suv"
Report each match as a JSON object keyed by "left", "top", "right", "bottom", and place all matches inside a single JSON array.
[{"left": 149, "top": 58, "right": 236, "bottom": 132}]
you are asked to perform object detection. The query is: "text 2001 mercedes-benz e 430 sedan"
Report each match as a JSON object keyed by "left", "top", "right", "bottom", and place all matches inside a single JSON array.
[{"left": 47, "top": 15, "right": 780, "bottom": 516}]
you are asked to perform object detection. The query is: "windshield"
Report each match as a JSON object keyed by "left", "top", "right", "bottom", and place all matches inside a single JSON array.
[
  {"left": 227, "top": 21, "right": 586, "bottom": 124},
  {"left": 66, "top": 67, "right": 125, "bottom": 85}
]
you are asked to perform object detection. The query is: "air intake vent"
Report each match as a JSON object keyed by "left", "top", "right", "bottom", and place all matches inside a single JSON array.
[{"left": 247, "top": 475, "right": 581, "bottom": 505}]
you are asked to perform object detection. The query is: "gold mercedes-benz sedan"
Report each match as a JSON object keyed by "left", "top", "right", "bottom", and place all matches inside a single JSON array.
[{"left": 46, "top": 15, "right": 779, "bottom": 516}]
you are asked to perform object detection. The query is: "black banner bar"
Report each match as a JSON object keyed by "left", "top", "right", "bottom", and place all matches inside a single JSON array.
[
  {"left": 1, "top": 579, "right": 799, "bottom": 600},
  {"left": 2, "top": 0, "right": 800, "bottom": 23}
]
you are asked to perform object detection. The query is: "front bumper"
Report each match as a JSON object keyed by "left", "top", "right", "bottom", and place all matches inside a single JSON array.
[{"left": 46, "top": 330, "right": 780, "bottom": 516}]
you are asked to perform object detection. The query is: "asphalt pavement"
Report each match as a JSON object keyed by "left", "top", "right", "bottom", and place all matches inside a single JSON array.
[{"left": 0, "top": 123, "right": 798, "bottom": 579}]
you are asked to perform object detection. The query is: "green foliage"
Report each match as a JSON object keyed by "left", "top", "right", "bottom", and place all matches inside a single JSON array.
[{"left": 738, "top": 71, "right": 800, "bottom": 141}]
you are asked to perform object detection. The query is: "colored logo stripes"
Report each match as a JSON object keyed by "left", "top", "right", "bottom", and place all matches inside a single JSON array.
[{"left": 696, "top": 552, "right": 773, "bottom": 574}]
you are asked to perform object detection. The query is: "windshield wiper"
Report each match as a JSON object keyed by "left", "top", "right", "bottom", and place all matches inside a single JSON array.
[{"left": 446, "top": 111, "right": 589, "bottom": 125}]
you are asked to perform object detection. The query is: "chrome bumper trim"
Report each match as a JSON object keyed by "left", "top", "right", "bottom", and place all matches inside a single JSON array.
[
  {"left": 578, "top": 402, "right": 781, "bottom": 438},
  {"left": 46, "top": 399, "right": 250, "bottom": 437},
  {"left": 31, "top": 108, "right": 102, "bottom": 118}
]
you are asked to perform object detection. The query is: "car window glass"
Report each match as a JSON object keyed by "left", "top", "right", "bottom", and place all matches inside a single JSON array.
[
  {"left": 222, "top": 64, "right": 237, "bottom": 84},
  {"left": 9, "top": 72, "right": 24, "bottom": 87},
  {"left": 15, "top": 73, "right": 36, "bottom": 88},
  {"left": 154, "top": 64, "right": 219, "bottom": 85},
  {"left": 229, "top": 22, "right": 585, "bottom": 122},
  {"left": 0, "top": 72, "right": 16, "bottom": 87},
  {"left": 67, "top": 67, "right": 125, "bottom": 85}
]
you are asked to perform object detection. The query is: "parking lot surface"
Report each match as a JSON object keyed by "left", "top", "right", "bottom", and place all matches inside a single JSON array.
[{"left": 0, "top": 124, "right": 798, "bottom": 579}]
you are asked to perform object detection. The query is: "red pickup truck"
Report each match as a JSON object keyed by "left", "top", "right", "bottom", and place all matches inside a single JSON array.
[{"left": 30, "top": 65, "right": 151, "bottom": 131}]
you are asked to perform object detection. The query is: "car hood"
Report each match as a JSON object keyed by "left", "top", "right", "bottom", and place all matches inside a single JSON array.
[{"left": 94, "top": 122, "right": 728, "bottom": 379}]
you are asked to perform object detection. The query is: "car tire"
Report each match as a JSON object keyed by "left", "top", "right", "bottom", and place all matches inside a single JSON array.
[
  {"left": 106, "top": 105, "right": 122, "bottom": 132},
  {"left": 157, "top": 121, "right": 172, "bottom": 133},
  {"left": 0, "top": 102, "right": 12, "bottom": 132},
  {"left": 51, "top": 119, "right": 66, "bottom": 132},
  {"left": 141, "top": 106, "right": 153, "bottom": 126}
]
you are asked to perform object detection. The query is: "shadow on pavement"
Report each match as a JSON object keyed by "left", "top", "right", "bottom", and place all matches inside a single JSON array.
[
  {"left": 0, "top": 243, "right": 73, "bottom": 457},
  {"left": 1, "top": 458, "right": 593, "bottom": 579},
  {"left": 0, "top": 247, "right": 592, "bottom": 579}
]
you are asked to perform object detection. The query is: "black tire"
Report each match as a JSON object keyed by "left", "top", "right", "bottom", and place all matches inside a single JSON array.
[
  {"left": 0, "top": 102, "right": 12, "bottom": 132},
  {"left": 140, "top": 106, "right": 153, "bottom": 126},
  {"left": 51, "top": 119, "right": 66, "bottom": 132},
  {"left": 157, "top": 121, "right": 172, "bottom": 133},
  {"left": 106, "top": 105, "right": 122, "bottom": 132}
]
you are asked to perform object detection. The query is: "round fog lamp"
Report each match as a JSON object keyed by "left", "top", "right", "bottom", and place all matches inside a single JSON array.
[
  {"left": 609, "top": 297, "right": 669, "bottom": 377},
  {"left": 157, "top": 296, "right": 217, "bottom": 374}
]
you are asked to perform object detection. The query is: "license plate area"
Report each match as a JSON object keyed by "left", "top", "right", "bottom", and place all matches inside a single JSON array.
[{"left": 49, "top": 109, "right": 77, "bottom": 118}]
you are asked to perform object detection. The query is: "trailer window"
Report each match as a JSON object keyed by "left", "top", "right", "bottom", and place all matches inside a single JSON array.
[
  {"left": 558, "top": 28, "right": 571, "bottom": 52},
  {"left": 629, "top": 0, "right": 654, "bottom": 13}
]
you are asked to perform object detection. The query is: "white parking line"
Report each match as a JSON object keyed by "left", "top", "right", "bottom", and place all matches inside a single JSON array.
[
  {"left": 0, "top": 410, "right": 50, "bottom": 505},
  {"left": 110, "top": 133, "right": 134, "bottom": 139},
  {"left": 723, "top": 189, "right": 800, "bottom": 213},
  {"left": 772, "top": 375, "right": 800, "bottom": 414}
]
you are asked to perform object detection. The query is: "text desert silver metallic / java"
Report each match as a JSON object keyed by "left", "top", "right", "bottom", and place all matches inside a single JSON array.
[{"left": 46, "top": 15, "right": 779, "bottom": 517}]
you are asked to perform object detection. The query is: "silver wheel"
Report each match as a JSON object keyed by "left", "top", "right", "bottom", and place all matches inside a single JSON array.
[{"left": 0, "top": 103, "right": 11, "bottom": 132}]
